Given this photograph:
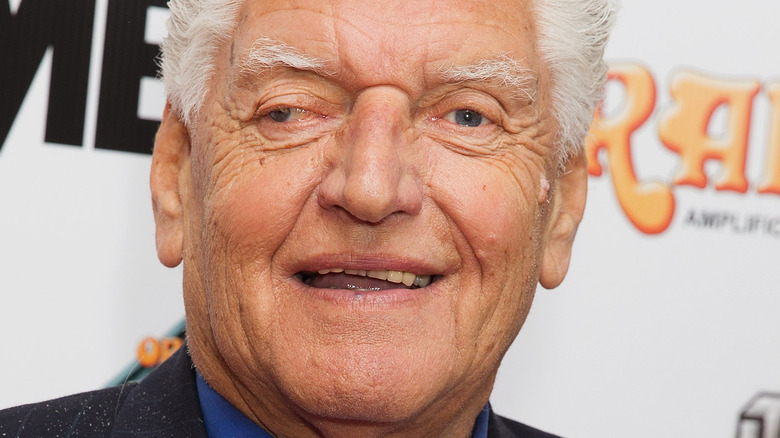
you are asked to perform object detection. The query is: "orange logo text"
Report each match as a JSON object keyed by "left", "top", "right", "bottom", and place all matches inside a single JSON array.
[{"left": 587, "top": 64, "right": 780, "bottom": 234}]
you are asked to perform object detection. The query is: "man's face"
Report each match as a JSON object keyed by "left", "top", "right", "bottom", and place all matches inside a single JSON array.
[{"left": 153, "top": 0, "right": 585, "bottom": 435}]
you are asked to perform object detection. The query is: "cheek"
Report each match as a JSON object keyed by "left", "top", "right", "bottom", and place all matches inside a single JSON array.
[
  {"left": 190, "top": 102, "right": 319, "bottom": 256},
  {"left": 428, "top": 149, "right": 545, "bottom": 345},
  {"left": 202, "top": 150, "right": 320, "bottom": 263},
  {"left": 191, "top": 143, "right": 324, "bottom": 365},
  {"left": 432, "top": 154, "right": 541, "bottom": 265}
]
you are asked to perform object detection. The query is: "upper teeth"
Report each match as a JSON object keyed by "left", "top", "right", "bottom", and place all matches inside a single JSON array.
[{"left": 317, "top": 268, "right": 432, "bottom": 288}]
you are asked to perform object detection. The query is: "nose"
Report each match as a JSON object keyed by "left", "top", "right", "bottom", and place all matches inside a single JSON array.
[{"left": 318, "top": 88, "right": 423, "bottom": 224}]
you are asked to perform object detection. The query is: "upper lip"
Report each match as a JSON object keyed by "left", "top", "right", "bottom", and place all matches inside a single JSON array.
[{"left": 288, "top": 253, "right": 449, "bottom": 279}]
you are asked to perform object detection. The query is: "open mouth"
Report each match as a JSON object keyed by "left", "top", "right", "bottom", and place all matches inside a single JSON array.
[{"left": 298, "top": 269, "right": 434, "bottom": 291}]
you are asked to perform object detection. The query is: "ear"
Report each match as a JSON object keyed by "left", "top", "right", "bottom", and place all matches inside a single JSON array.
[
  {"left": 539, "top": 151, "right": 587, "bottom": 289},
  {"left": 150, "top": 103, "right": 190, "bottom": 268}
]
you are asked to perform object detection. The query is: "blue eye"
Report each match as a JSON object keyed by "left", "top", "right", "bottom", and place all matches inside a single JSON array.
[
  {"left": 444, "top": 109, "right": 485, "bottom": 127},
  {"left": 268, "top": 107, "right": 308, "bottom": 123}
]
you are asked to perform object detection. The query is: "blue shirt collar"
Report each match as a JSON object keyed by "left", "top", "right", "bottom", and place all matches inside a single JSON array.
[
  {"left": 196, "top": 371, "right": 490, "bottom": 438},
  {"left": 196, "top": 372, "right": 274, "bottom": 438}
]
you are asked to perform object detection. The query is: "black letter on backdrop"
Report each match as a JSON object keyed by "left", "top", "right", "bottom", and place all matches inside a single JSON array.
[
  {"left": 0, "top": 0, "right": 96, "bottom": 150},
  {"left": 95, "top": 0, "right": 168, "bottom": 155}
]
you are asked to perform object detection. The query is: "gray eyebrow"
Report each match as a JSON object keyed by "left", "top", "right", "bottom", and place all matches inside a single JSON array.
[
  {"left": 236, "top": 37, "right": 333, "bottom": 76},
  {"left": 436, "top": 56, "right": 538, "bottom": 102}
]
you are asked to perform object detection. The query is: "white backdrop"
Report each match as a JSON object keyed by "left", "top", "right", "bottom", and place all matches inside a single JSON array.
[{"left": 1, "top": 1, "right": 778, "bottom": 437}]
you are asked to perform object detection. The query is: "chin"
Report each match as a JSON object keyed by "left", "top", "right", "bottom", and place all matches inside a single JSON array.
[
  {"left": 298, "top": 392, "right": 420, "bottom": 424},
  {"left": 275, "top": 342, "right": 459, "bottom": 425}
]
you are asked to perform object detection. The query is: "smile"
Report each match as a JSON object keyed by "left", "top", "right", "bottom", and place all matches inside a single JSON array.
[{"left": 299, "top": 269, "right": 434, "bottom": 291}]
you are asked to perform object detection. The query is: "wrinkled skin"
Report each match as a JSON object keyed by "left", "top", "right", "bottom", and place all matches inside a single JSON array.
[{"left": 151, "top": 0, "right": 587, "bottom": 437}]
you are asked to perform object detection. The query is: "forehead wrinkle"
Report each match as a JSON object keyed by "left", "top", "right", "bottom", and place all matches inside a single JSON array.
[{"left": 436, "top": 55, "right": 538, "bottom": 102}]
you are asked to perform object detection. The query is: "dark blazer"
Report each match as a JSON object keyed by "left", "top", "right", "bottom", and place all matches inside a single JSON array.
[{"left": 0, "top": 348, "right": 560, "bottom": 437}]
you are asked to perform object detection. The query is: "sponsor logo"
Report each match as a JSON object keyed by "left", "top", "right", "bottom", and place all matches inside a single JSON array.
[
  {"left": 587, "top": 64, "right": 780, "bottom": 234},
  {"left": 1, "top": 0, "right": 168, "bottom": 154},
  {"left": 137, "top": 335, "right": 183, "bottom": 368},
  {"left": 684, "top": 209, "right": 780, "bottom": 237},
  {"left": 737, "top": 393, "right": 780, "bottom": 438}
]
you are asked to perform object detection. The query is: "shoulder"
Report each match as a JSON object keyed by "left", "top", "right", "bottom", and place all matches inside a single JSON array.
[
  {"left": 488, "top": 409, "right": 563, "bottom": 438},
  {"left": 0, "top": 384, "right": 134, "bottom": 437},
  {"left": 0, "top": 346, "right": 206, "bottom": 438}
]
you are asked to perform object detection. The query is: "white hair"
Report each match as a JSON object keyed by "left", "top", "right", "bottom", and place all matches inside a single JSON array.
[
  {"left": 533, "top": 0, "right": 616, "bottom": 164},
  {"left": 161, "top": 0, "right": 616, "bottom": 162},
  {"left": 161, "top": 0, "right": 242, "bottom": 127}
]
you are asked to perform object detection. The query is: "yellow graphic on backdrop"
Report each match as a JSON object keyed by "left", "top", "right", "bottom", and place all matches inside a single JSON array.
[{"left": 587, "top": 63, "right": 779, "bottom": 234}]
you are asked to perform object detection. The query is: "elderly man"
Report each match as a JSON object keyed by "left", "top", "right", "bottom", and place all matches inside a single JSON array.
[{"left": 0, "top": 0, "right": 613, "bottom": 436}]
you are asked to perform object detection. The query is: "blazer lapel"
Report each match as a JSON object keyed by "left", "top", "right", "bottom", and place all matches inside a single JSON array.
[{"left": 111, "top": 345, "right": 208, "bottom": 438}]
